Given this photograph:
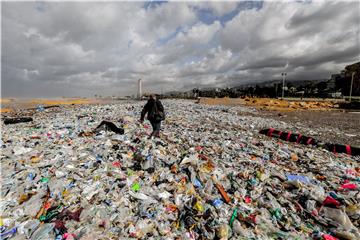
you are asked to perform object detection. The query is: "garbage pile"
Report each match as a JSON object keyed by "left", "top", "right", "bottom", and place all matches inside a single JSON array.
[{"left": 1, "top": 100, "right": 359, "bottom": 240}]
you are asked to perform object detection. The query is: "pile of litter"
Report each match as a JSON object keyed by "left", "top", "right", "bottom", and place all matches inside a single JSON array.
[{"left": 1, "top": 100, "right": 359, "bottom": 239}]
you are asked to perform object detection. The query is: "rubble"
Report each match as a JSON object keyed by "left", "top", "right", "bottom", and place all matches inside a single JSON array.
[{"left": 1, "top": 99, "right": 359, "bottom": 239}]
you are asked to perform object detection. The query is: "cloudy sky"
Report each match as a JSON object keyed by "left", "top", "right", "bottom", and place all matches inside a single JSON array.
[{"left": 2, "top": 1, "right": 359, "bottom": 97}]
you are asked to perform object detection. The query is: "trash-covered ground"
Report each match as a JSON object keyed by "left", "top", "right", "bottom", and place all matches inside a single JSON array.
[
  {"left": 1, "top": 99, "right": 359, "bottom": 239},
  {"left": 198, "top": 97, "right": 360, "bottom": 146},
  {"left": 236, "top": 109, "right": 360, "bottom": 147}
]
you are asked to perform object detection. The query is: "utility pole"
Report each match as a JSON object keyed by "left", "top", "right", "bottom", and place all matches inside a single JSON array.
[
  {"left": 281, "top": 72, "right": 287, "bottom": 99},
  {"left": 349, "top": 72, "right": 355, "bottom": 102}
]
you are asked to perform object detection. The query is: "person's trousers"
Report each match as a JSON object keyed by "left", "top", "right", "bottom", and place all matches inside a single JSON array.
[{"left": 150, "top": 120, "right": 161, "bottom": 137}]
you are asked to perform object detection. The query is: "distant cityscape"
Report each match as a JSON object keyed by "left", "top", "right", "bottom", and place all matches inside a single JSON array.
[
  {"left": 161, "top": 61, "right": 360, "bottom": 100},
  {"left": 96, "top": 61, "right": 359, "bottom": 101}
]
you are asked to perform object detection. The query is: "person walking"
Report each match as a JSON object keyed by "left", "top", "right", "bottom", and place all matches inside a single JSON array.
[{"left": 140, "top": 94, "right": 165, "bottom": 138}]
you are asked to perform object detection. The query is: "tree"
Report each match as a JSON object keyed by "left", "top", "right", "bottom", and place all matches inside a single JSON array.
[{"left": 317, "top": 81, "right": 327, "bottom": 93}]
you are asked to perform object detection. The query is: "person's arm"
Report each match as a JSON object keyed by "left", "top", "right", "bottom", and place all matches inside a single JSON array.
[
  {"left": 157, "top": 100, "right": 164, "bottom": 112},
  {"left": 140, "top": 103, "right": 149, "bottom": 121}
]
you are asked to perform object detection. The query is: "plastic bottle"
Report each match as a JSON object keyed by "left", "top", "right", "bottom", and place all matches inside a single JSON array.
[{"left": 30, "top": 223, "right": 54, "bottom": 240}]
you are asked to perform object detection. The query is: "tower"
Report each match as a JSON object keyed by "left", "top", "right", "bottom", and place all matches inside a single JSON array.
[{"left": 138, "top": 78, "right": 142, "bottom": 99}]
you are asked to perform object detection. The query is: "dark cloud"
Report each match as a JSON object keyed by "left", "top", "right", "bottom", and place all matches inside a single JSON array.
[
  {"left": 290, "top": 45, "right": 360, "bottom": 68},
  {"left": 238, "top": 57, "right": 287, "bottom": 70},
  {"left": 287, "top": 2, "right": 342, "bottom": 29}
]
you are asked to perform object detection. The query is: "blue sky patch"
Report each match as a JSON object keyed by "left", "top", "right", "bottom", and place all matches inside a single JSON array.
[
  {"left": 144, "top": 1, "right": 168, "bottom": 10},
  {"left": 196, "top": 1, "right": 264, "bottom": 26},
  {"left": 35, "top": 2, "right": 46, "bottom": 12},
  {"left": 156, "top": 26, "right": 182, "bottom": 46}
]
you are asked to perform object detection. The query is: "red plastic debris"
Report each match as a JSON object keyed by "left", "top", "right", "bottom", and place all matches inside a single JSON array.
[
  {"left": 112, "top": 161, "right": 121, "bottom": 168},
  {"left": 340, "top": 183, "right": 357, "bottom": 190},
  {"left": 322, "top": 234, "right": 338, "bottom": 240},
  {"left": 244, "top": 196, "right": 252, "bottom": 204},
  {"left": 322, "top": 196, "right": 340, "bottom": 208}
]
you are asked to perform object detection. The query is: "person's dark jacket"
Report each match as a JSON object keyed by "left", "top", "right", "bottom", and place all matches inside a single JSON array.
[{"left": 141, "top": 99, "right": 164, "bottom": 122}]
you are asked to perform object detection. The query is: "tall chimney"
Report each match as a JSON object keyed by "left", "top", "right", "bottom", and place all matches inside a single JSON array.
[{"left": 138, "top": 78, "right": 142, "bottom": 99}]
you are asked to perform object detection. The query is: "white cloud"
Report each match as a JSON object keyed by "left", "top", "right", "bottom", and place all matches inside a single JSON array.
[
  {"left": 140, "top": 2, "right": 197, "bottom": 39},
  {"left": 219, "top": 1, "right": 359, "bottom": 71},
  {"left": 179, "top": 46, "right": 232, "bottom": 77},
  {"left": 176, "top": 21, "right": 221, "bottom": 45},
  {"left": 2, "top": 1, "right": 359, "bottom": 97},
  {"left": 208, "top": 2, "right": 239, "bottom": 16}
]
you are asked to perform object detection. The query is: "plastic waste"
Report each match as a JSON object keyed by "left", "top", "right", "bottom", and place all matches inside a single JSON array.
[
  {"left": 286, "top": 174, "right": 312, "bottom": 184},
  {"left": 320, "top": 207, "right": 355, "bottom": 230},
  {"left": 30, "top": 223, "right": 54, "bottom": 240},
  {"left": 1, "top": 99, "right": 359, "bottom": 239}
]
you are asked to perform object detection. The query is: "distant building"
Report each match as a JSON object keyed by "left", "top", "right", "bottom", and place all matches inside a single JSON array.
[
  {"left": 328, "top": 92, "right": 342, "bottom": 98},
  {"left": 328, "top": 73, "right": 343, "bottom": 90},
  {"left": 137, "top": 79, "right": 142, "bottom": 99}
]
